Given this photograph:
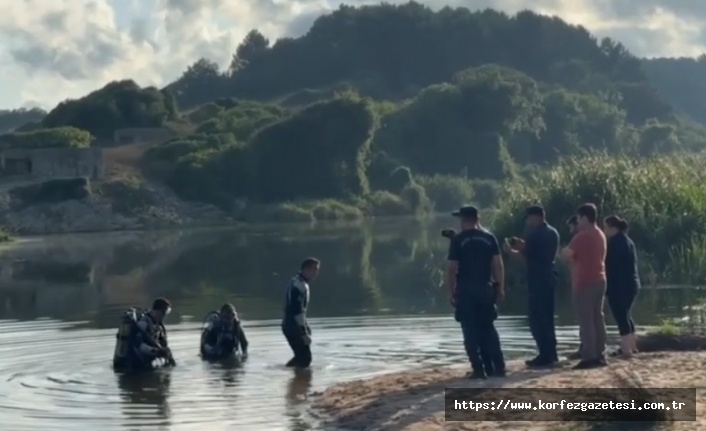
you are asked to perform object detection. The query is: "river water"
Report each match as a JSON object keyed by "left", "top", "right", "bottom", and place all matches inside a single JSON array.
[{"left": 0, "top": 220, "right": 703, "bottom": 430}]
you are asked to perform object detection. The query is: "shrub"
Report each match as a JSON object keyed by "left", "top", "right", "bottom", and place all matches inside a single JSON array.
[
  {"left": 310, "top": 199, "right": 363, "bottom": 221},
  {"left": 365, "top": 191, "right": 410, "bottom": 216},
  {"left": 0, "top": 126, "right": 91, "bottom": 149},
  {"left": 0, "top": 229, "right": 11, "bottom": 243},
  {"left": 494, "top": 152, "right": 706, "bottom": 275},
  {"left": 416, "top": 174, "right": 475, "bottom": 211}
]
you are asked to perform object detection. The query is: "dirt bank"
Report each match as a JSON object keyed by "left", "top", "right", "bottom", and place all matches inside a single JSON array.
[{"left": 314, "top": 352, "right": 706, "bottom": 430}]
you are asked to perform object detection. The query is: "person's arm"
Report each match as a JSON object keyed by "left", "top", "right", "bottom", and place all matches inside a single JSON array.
[
  {"left": 562, "top": 233, "right": 580, "bottom": 261},
  {"left": 237, "top": 323, "right": 248, "bottom": 355},
  {"left": 490, "top": 236, "right": 505, "bottom": 299},
  {"left": 288, "top": 280, "right": 310, "bottom": 338},
  {"left": 445, "top": 237, "right": 459, "bottom": 300},
  {"left": 136, "top": 320, "right": 160, "bottom": 355}
]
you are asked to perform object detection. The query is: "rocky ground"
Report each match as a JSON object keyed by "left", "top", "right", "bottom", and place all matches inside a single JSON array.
[
  {"left": 0, "top": 143, "right": 233, "bottom": 236},
  {"left": 0, "top": 179, "right": 231, "bottom": 236}
]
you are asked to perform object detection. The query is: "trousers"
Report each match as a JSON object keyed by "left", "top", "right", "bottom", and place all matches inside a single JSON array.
[
  {"left": 607, "top": 286, "right": 638, "bottom": 336},
  {"left": 573, "top": 281, "right": 607, "bottom": 361},
  {"left": 283, "top": 326, "right": 312, "bottom": 368},
  {"left": 527, "top": 276, "right": 558, "bottom": 360},
  {"left": 457, "top": 300, "right": 505, "bottom": 374}
]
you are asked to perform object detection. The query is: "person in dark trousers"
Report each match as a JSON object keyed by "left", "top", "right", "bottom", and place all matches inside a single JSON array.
[
  {"left": 445, "top": 205, "right": 506, "bottom": 379},
  {"left": 442, "top": 227, "right": 497, "bottom": 375},
  {"left": 505, "top": 206, "right": 560, "bottom": 367},
  {"left": 603, "top": 215, "right": 640, "bottom": 358},
  {"left": 282, "top": 258, "right": 320, "bottom": 368}
]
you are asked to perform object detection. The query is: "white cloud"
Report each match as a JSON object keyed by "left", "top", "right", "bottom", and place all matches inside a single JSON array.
[{"left": 0, "top": 0, "right": 704, "bottom": 110}]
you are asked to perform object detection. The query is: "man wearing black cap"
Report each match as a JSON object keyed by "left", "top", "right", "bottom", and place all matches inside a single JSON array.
[
  {"left": 445, "top": 205, "right": 506, "bottom": 379},
  {"left": 506, "top": 205, "right": 560, "bottom": 367}
]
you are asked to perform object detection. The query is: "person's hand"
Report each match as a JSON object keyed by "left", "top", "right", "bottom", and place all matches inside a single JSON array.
[
  {"left": 305, "top": 326, "right": 312, "bottom": 336},
  {"left": 502, "top": 239, "right": 512, "bottom": 253},
  {"left": 302, "top": 334, "right": 311, "bottom": 346},
  {"left": 449, "top": 296, "right": 456, "bottom": 308},
  {"left": 514, "top": 237, "right": 525, "bottom": 249},
  {"left": 561, "top": 246, "right": 573, "bottom": 260}
]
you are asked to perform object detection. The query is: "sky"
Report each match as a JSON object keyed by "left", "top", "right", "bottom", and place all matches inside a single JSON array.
[{"left": 0, "top": 0, "right": 705, "bottom": 111}]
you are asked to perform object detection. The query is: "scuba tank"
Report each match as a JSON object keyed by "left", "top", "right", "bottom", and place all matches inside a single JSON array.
[
  {"left": 113, "top": 307, "right": 144, "bottom": 369},
  {"left": 200, "top": 311, "right": 221, "bottom": 357}
]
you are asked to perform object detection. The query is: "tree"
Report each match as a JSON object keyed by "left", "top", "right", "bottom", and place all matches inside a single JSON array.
[
  {"left": 249, "top": 92, "right": 377, "bottom": 201},
  {"left": 42, "top": 80, "right": 178, "bottom": 138},
  {"left": 229, "top": 30, "right": 270, "bottom": 74}
]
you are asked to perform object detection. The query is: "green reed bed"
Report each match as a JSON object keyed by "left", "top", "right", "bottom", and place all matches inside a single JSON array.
[{"left": 494, "top": 152, "right": 706, "bottom": 283}]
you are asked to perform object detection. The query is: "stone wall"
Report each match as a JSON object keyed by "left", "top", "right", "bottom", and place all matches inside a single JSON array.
[{"left": 0, "top": 147, "right": 104, "bottom": 179}]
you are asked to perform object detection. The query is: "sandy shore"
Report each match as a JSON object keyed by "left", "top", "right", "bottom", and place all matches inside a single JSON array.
[{"left": 314, "top": 352, "right": 706, "bottom": 430}]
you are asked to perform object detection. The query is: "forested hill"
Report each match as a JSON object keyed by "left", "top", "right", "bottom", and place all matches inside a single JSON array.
[
  {"left": 641, "top": 56, "right": 706, "bottom": 125},
  {"left": 167, "top": 3, "right": 673, "bottom": 125},
  {"left": 3, "top": 2, "right": 706, "bottom": 222},
  {"left": 0, "top": 108, "right": 46, "bottom": 133}
]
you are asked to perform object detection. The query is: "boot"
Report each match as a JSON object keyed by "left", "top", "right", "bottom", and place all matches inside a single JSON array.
[{"left": 619, "top": 335, "right": 633, "bottom": 358}]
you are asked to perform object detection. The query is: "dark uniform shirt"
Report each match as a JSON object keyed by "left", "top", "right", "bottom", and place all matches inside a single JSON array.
[
  {"left": 447, "top": 228, "right": 500, "bottom": 302},
  {"left": 605, "top": 232, "right": 640, "bottom": 296},
  {"left": 524, "top": 222, "right": 560, "bottom": 282}
]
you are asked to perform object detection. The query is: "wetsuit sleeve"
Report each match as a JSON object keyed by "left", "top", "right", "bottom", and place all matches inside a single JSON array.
[
  {"left": 288, "top": 279, "right": 308, "bottom": 328},
  {"left": 237, "top": 323, "right": 248, "bottom": 353}
]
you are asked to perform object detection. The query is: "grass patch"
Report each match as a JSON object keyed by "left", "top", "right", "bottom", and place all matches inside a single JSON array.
[
  {"left": 494, "top": 152, "right": 706, "bottom": 278},
  {"left": 0, "top": 228, "right": 11, "bottom": 243}
]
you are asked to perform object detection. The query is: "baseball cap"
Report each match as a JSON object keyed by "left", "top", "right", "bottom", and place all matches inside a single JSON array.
[{"left": 451, "top": 205, "right": 479, "bottom": 218}]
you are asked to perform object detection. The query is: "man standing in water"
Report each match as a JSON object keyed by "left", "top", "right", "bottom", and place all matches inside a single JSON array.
[
  {"left": 445, "top": 206, "right": 506, "bottom": 379},
  {"left": 282, "top": 258, "right": 320, "bottom": 368},
  {"left": 505, "top": 206, "right": 560, "bottom": 367}
]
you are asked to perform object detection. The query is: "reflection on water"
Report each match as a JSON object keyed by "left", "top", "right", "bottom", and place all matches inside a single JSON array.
[{"left": 0, "top": 220, "right": 704, "bottom": 430}]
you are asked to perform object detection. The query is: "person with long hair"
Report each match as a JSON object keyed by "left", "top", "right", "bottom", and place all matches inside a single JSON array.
[{"left": 603, "top": 215, "right": 640, "bottom": 358}]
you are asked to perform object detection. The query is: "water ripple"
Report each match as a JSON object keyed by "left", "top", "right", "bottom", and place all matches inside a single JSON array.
[{"left": 0, "top": 315, "right": 584, "bottom": 430}]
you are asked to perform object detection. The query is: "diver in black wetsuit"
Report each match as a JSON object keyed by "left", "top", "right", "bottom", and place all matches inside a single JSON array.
[
  {"left": 201, "top": 303, "right": 249, "bottom": 359},
  {"left": 282, "top": 257, "right": 320, "bottom": 368},
  {"left": 113, "top": 297, "right": 175, "bottom": 371}
]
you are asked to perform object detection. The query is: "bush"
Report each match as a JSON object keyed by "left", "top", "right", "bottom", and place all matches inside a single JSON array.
[
  {"left": 250, "top": 93, "right": 377, "bottom": 202},
  {"left": 365, "top": 191, "right": 410, "bottom": 216},
  {"left": 99, "top": 175, "right": 155, "bottom": 215},
  {"left": 416, "top": 174, "right": 475, "bottom": 211},
  {"left": 0, "top": 127, "right": 92, "bottom": 149},
  {"left": 494, "top": 152, "right": 706, "bottom": 275},
  {"left": 310, "top": 199, "right": 363, "bottom": 221},
  {"left": 0, "top": 229, "right": 11, "bottom": 243}
]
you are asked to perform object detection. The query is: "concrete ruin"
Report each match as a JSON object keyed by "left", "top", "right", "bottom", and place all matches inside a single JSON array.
[
  {"left": 0, "top": 147, "right": 104, "bottom": 180},
  {"left": 113, "top": 127, "right": 172, "bottom": 145}
]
